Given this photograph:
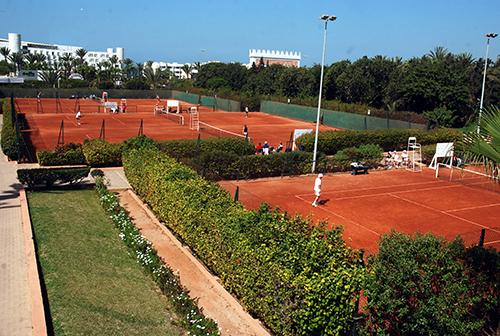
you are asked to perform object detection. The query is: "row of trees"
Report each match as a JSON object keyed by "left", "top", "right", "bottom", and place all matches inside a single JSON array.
[
  {"left": 0, "top": 46, "right": 198, "bottom": 90},
  {"left": 193, "top": 47, "right": 500, "bottom": 127}
]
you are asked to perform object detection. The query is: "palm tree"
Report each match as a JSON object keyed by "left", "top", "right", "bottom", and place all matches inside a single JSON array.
[
  {"left": 75, "top": 48, "right": 87, "bottom": 64},
  {"left": 426, "top": 46, "right": 450, "bottom": 62},
  {"left": 0, "top": 46, "right": 10, "bottom": 61},
  {"left": 8, "top": 51, "right": 25, "bottom": 73},
  {"left": 143, "top": 66, "right": 160, "bottom": 89},
  {"left": 134, "top": 62, "right": 144, "bottom": 78},
  {"left": 109, "top": 55, "right": 119, "bottom": 68},
  {"left": 461, "top": 105, "right": 500, "bottom": 179},
  {"left": 181, "top": 64, "right": 193, "bottom": 79},
  {"left": 24, "top": 53, "right": 38, "bottom": 69},
  {"left": 59, "top": 53, "right": 75, "bottom": 78},
  {"left": 39, "top": 69, "right": 60, "bottom": 87},
  {"left": 121, "top": 58, "right": 134, "bottom": 79}
]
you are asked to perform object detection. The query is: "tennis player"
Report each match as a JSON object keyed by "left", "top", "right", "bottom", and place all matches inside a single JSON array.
[{"left": 312, "top": 173, "right": 323, "bottom": 207}]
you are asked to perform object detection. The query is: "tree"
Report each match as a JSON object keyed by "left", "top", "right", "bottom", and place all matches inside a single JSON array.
[
  {"left": 364, "top": 231, "right": 499, "bottom": 336},
  {"left": 75, "top": 48, "right": 87, "bottom": 65},
  {"left": 59, "top": 53, "right": 75, "bottom": 79},
  {"left": 39, "top": 69, "right": 60, "bottom": 87},
  {"left": 461, "top": 105, "right": 500, "bottom": 178},
  {"left": 0, "top": 46, "right": 10, "bottom": 61},
  {"left": 8, "top": 51, "right": 25, "bottom": 73},
  {"left": 423, "top": 106, "right": 456, "bottom": 128},
  {"left": 181, "top": 64, "right": 193, "bottom": 79}
]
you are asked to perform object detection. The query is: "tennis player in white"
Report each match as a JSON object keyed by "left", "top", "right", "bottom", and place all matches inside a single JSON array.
[{"left": 312, "top": 173, "right": 323, "bottom": 207}]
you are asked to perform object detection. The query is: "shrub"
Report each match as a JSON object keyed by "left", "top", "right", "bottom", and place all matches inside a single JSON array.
[
  {"left": 421, "top": 144, "right": 436, "bottom": 164},
  {"left": 122, "top": 135, "right": 158, "bottom": 153},
  {"left": 90, "top": 169, "right": 104, "bottom": 178},
  {"left": 17, "top": 167, "right": 90, "bottom": 189},
  {"left": 334, "top": 144, "right": 383, "bottom": 169},
  {"left": 296, "top": 128, "right": 463, "bottom": 155},
  {"left": 158, "top": 137, "right": 255, "bottom": 158},
  {"left": 37, "top": 143, "right": 86, "bottom": 166},
  {"left": 82, "top": 139, "right": 122, "bottom": 167},
  {"left": 123, "top": 78, "right": 149, "bottom": 90},
  {"left": 363, "top": 232, "right": 499, "bottom": 336},
  {"left": 1, "top": 98, "right": 18, "bottom": 160},
  {"left": 123, "top": 147, "right": 365, "bottom": 335}
]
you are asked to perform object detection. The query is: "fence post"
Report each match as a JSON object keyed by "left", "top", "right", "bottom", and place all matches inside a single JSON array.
[
  {"left": 57, "top": 120, "right": 64, "bottom": 147},
  {"left": 138, "top": 119, "right": 144, "bottom": 136},
  {"left": 99, "top": 120, "right": 105, "bottom": 140}
]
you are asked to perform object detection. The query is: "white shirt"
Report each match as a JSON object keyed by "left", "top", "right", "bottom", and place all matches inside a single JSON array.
[
  {"left": 314, "top": 177, "right": 322, "bottom": 192},
  {"left": 76, "top": 111, "right": 81, "bottom": 118}
]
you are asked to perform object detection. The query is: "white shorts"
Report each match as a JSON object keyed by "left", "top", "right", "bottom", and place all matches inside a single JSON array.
[{"left": 314, "top": 190, "right": 321, "bottom": 197}]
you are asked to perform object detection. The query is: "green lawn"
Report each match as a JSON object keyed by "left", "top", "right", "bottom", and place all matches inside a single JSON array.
[{"left": 28, "top": 189, "right": 185, "bottom": 336}]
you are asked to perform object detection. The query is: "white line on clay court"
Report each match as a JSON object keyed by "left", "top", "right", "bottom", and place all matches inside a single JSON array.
[
  {"left": 389, "top": 193, "right": 500, "bottom": 234},
  {"left": 295, "top": 195, "right": 381, "bottom": 237},
  {"left": 445, "top": 203, "right": 500, "bottom": 213}
]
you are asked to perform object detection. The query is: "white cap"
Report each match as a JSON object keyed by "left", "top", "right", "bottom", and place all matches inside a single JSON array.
[{"left": 318, "top": 173, "right": 324, "bottom": 178}]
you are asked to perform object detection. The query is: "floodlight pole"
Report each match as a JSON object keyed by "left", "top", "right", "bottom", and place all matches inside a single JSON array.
[
  {"left": 312, "top": 15, "right": 336, "bottom": 173},
  {"left": 477, "top": 33, "right": 497, "bottom": 134}
]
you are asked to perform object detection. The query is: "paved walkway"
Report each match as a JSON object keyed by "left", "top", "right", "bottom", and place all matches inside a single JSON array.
[
  {"left": 118, "top": 190, "right": 271, "bottom": 336},
  {"left": 0, "top": 120, "right": 33, "bottom": 336}
]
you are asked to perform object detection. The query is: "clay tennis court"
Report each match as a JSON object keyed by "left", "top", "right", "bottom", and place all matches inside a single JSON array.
[
  {"left": 219, "top": 168, "right": 500, "bottom": 254},
  {"left": 15, "top": 98, "right": 336, "bottom": 151}
]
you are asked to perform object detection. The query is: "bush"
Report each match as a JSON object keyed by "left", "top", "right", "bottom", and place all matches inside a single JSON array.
[
  {"left": 82, "top": 139, "right": 122, "bottom": 167},
  {"left": 334, "top": 144, "right": 383, "bottom": 169},
  {"left": 60, "top": 79, "right": 90, "bottom": 89},
  {"left": 17, "top": 167, "right": 90, "bottom": 189},
  {"left": 158, "top": 137, "right": 255, "bottom": 159},
  {"left": 123, "top": 78, "right": 150, "bottom": 90},
  {"left": 97, "top": 80, "right": 115, "bottom": 90},
  {"left": 363, "top": 232, "right": 499, "bottom": 336},
  {"left": 123, "top": 147, "right": 365, "bottom": 335},
  {"left": 90, "top": 169, "right": 104, "bottom": 178},
  {"left": 296, "top": 128, "right": 463, "bottom": 155},
  {"left": 1, "top": 98, "right": 18, "bottom": 160},
  {"left": 421, "top": 144, "right": 436, "bottom": 164},
  {"left": 37, "top": 143, "right": 86, "bottom": 166},
  {"left": 122, "top": 135, "right": 158, "bottom": 153}
]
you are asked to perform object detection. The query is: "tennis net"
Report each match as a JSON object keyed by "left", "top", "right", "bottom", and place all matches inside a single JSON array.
[
  {"left": 198, "top": 121, "right": 250, "bottom": 141},
  {"left": 158, "top": 110, "right": 185, "bottom": 125},
  {"left": 436, "top": 164, "right": 499, "bottom": 193}
]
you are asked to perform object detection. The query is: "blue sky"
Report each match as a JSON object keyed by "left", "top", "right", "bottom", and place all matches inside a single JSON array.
[{"left": 1, "top": 0, "right": 499, "bottom": 66}]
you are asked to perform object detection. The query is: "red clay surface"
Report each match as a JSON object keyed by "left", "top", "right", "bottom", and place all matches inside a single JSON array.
[
  {"left": 219, "top": 168, "right": 500, "bottom": 254},
  {"left": 16, "top": 98, "right": 336, "bottom": 151}
]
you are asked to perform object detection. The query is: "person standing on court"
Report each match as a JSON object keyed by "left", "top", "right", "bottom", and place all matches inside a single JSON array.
[
  {"left": 245, "top": 106, "right": 249, "bottom": 118},
  {"left": 75, "top": 110, "right": 81, "bottom": 126},
  {"left": 312, "top": 173, "right": 323, "bottom": 207}
]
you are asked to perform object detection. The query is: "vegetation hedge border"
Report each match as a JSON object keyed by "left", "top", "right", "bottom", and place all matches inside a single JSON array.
[
  {"left": 123, "top": 146, "right": 366, "bottom": 336},
  {"left": 37, "top": 143, "right": 86, "bottom": 166},
  {"left": 296, "top": 128, "right": 462, "bottom": 155},
  {"left": 95, "top": 178, "right": 219, "bottom": 335},
  {"left": 17, "top": 167, "right": 90, "bottom": 189},
  {"left": 1, "top": 98, "right": 19, "bottom": 160}
]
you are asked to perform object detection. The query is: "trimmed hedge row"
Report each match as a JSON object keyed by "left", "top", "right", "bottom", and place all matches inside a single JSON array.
[
  {"left": 95, "top": 179, "right": 219, "bottom": 335},
  {"left": 82, "top": 139, "right": 123, "bottom": 167},
  {"left": 123, "top": 147, "right": 366, "bottom": 336},
  {"left": 1, "top": 98, "right": 18, "bottom": 160},
  {"left": 17, "top": 167, "right": 90, "bottom": 188},
  {"left": 37, "top": 143, "right": 86, "bottom": 166},
  {"left": 296, "top": 128, "right": 462, "bottom": 155}
]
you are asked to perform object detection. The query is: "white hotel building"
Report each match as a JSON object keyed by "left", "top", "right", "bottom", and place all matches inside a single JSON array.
[
  {"left": 0, "top": 32, "right": 124, "bottom": 68},
  {"left": 248, "top": 49, "right": 301, "bottom": 68},
  {"left": 147, "top": 61, "right": 199, "bottom": 79}
]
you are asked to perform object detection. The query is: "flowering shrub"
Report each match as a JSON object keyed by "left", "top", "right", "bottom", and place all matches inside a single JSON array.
[{"left": 95, "top": 178, "right": 219, "bottom": 336}]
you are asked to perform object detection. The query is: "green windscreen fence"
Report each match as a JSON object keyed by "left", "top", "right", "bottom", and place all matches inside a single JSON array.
[
  {"left": 0, "top": 87, "right": 173, "bottom": 99},
  {"left": 260, "top": 101, "right": 427, "bottom": 130},
  {"left": 171, "top": 90, "right": 240, "bottom": 112}
]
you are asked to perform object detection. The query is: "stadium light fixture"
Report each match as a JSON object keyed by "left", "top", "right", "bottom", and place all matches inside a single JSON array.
[
  {"left": 478, "top": 32, "right": 497, "bottom": 134},
  {"left": 312, "top": 14, "right": 337, "bottom": 173}
]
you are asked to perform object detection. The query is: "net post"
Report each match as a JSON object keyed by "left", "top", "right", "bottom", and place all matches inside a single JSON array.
[
  {"left": 138, "top": 119, "right": 144, "bottom": 136},
  {"left": 57, "top": 120, "right": 64, "bottom": 147},
  {"left": 478, "top": 229, "right": 486, "bottom": 247},
  {"left": 233, "top": 186, "right": 239, "bottom": 202},
  {"left": 99, "top": 119, "right": 105, "bottom": 140}
]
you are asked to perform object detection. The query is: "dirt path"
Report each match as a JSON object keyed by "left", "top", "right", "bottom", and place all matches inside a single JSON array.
[{"left": 117, "top": 190, "right": 271, "bottom": 336}]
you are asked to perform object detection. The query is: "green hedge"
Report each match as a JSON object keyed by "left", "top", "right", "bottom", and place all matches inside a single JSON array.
[
  {"left": 158, "top": 137, "right": 255, "bottom": 159},
  {"left": 333, "top": 144, "right": 384, "bottom": 170},
  {"left": 82, "top": 139, "right": 122, "bottom": 167},
  {"left": 296, "top": 128, "right": 463, "bottom": 155},
  {"left": 37, "top": 143, "right": 86, "bottom": 166},
  {"left": 95, "top": 179, "right": 219, "bottom": 335},
  {"left": 17, "top": 167, "right": 90, "bottom": 189},
  {"left": 364, "top": 232, "right": 500, "bottom": 335},
  {"left": 123, "top": 147, "right": 365, "bottom": 336},
  {"left": 1, "top": 98, "right": 18, "bottom": 160}
]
